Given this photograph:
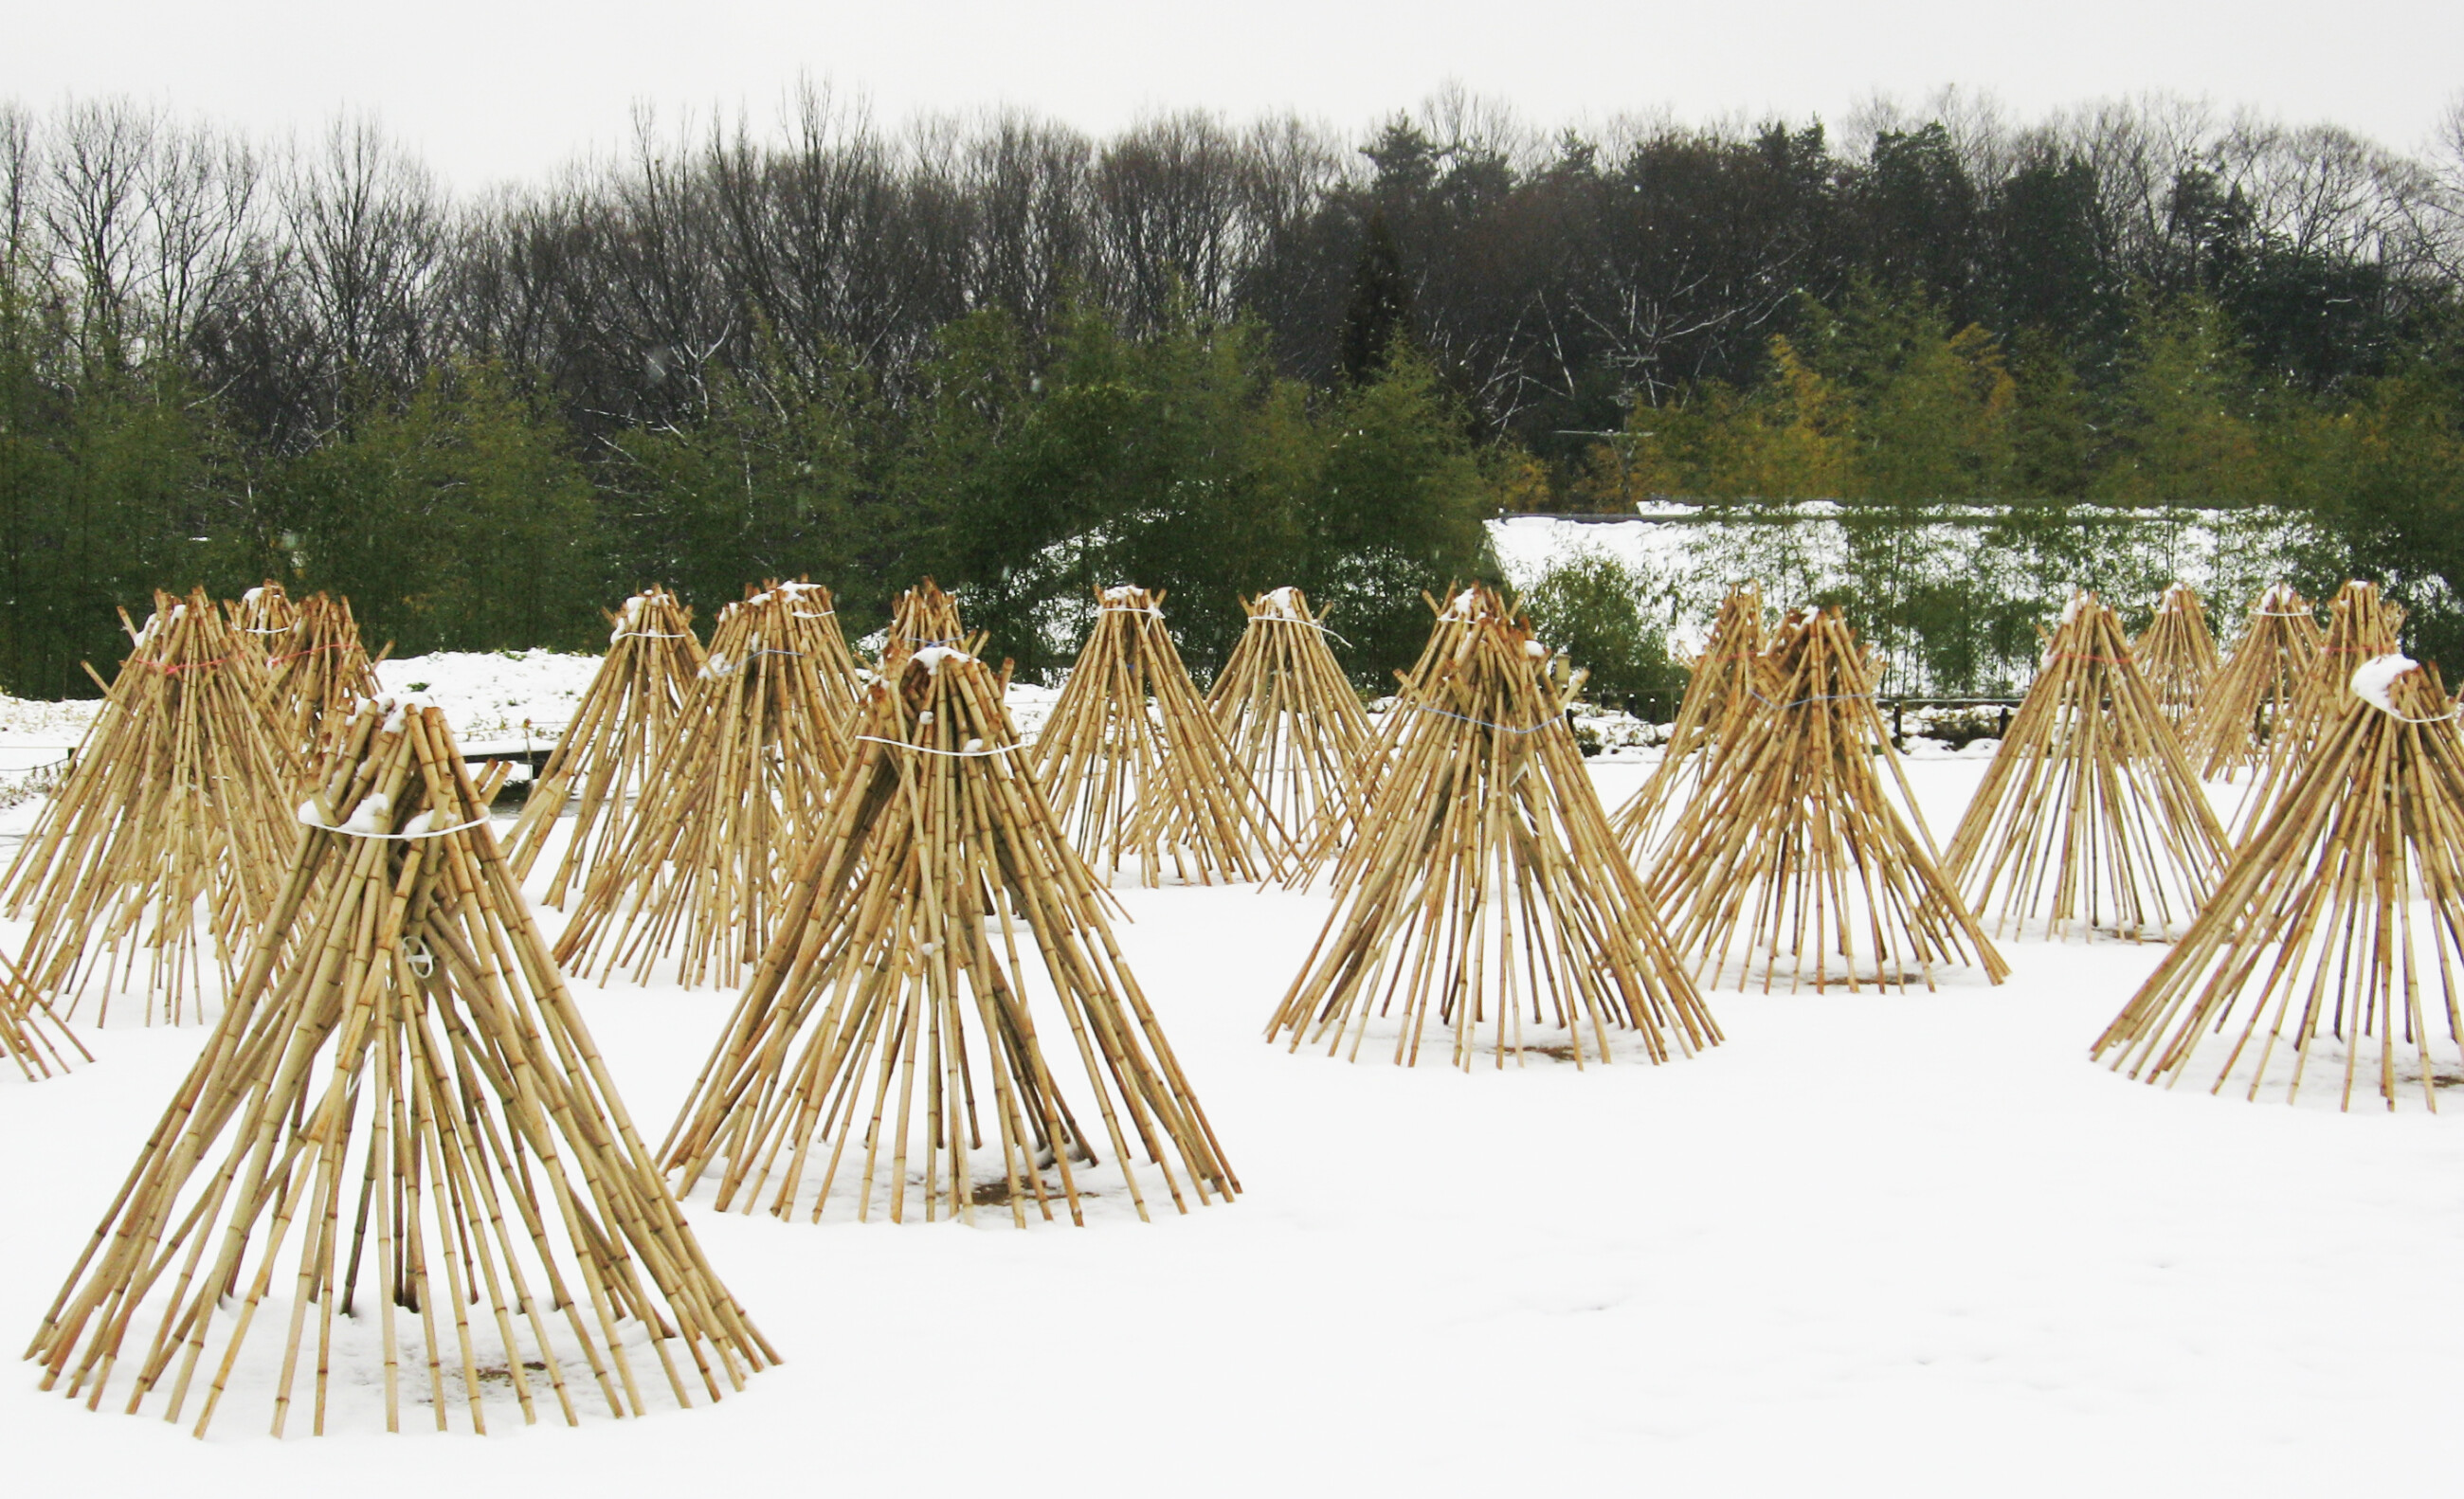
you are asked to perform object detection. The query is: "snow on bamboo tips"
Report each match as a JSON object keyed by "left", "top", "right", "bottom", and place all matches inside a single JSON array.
[
  {"left": 1033, "top": 585, "right": 1289, "bottom": 886},
  {"left": 879, "top": 577, "right": 966, "bottom": 667},
  {"left": 25, "top": 700, "right": 777, "bottom": 1437},
  {"left": 225, "top": 580, "right": 298, "bottom": 658},
  {"left": 2219, "top": 580, "right": 2403, "bottom": 843},
  {"left": 501, "top": 587, "right": 704, "bottom": 905},
  {"left": 554, "top": 586, "right": 848, "bottom": 988},
  {"left": 0, "top": 588, "right": 300, "bottom": 1024},
  {"left": 2187, "top": 583, "right": 2319, "bottom": 783},
  {"left": 2131, "top": 582, "right": 2219, "bottom": 735},
  {"left": 1205, "top": 587, "right": 1373, "bottom": 860},
  {"left": 1650, "top": 607, "right": 2007, "bottom": 992},
  {"left": 1266, "top": 586, "right": 1718, "bottom": 1070},
  {"left": 661, "top": 641, "right": 1239, "bottom": 1226},
  {"left": 2093, "top": 655, "right": 2464, "bottom": 1111},
  {"left": 1944, "top": 591, "right": 2230, "bottom": 940},
  {"left": 1611, "top": 581, "right": 1766, "bottom": 859},
  {"left": 0, "top": 943, "right": 88, "bottom": 1082}
]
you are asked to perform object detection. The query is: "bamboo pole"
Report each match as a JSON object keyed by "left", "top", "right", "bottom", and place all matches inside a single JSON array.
[
  {"left": 0, "top": 588, "right": 301, "bottom": 1024},
  {"left": 24, "top": 698, "right": 776, "bottom": 1436},
  {"left": 1205, "top": 587, "right": 1374, "bottom": 864},
  {"left": 2093, "top": 652, "right": 2464, "bottom": 1111},
  {"left": 0, "top": 942, "right": 90, "bottom": 1081},
  {"left": 662, "top": 641, "right": 1238, "bottom": 1225},
  {"left": 1032, "top": 586, "right": 1290, "bottom": 886},
  {"left": 500, "top": 587, "right": 704, "bottom": 905},
  {"left": 555, "top": 585, "right": 849, "bottom": 990},
  {"left": 1649, "top": 606, "right": 2008, "bottom": 992},
  {"left": 1945, "top": 590, "right": 2230, "bottom": 940},
  {"left": 1265, "top": 585, "right": 1720, "bottom": 1069},
  {"left": 2130, "top": 581, "right": 2219, "bottom": 735}
]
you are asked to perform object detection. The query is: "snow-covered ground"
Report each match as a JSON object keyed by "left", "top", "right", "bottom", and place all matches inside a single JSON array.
[{"left": 4, "top": 660, "right": 2462, "bottom": 1497}]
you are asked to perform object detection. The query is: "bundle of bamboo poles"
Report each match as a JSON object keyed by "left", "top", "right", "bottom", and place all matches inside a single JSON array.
[
  {"left": 1, "top": 589, "right": 300, "bottom": 1024},
  {"left": 1611, "top": 581, "right": 1766, "bottom": 858},
  {"left": 501, "top": 587, "right": 705, "bottom": 903},
  {"left": 225, "top": 581, "right": 298, "bottom": 660},
  {"left": 2222, "top": 579, "right": 2403, "bottom": 842},
  {"left": 27, "top": 700, "right": 775, "bottom": 1436},
  {"left": 1033, "top": 585, "right": 1288, "bottom": 885},
  {"left": 2130, "top": 582, "right": 2219, "bottom": 735},
  {"left": 0, "top": 944, "right": 88, "bottom": 1081},
  {"left": 1266, "top": 585, "right": 1719, "bottom": 1069},
  {"left": 770, "top": 579, "right": 866, "bottom": 720},
  {"left": 1650, "top": 607, "right": 2007, "bottom": 991},
  {"left": 1944, "top": 591, "right": 2230, "bottom": 939},
  {"left": 2093, "top": 654, "right": 2464, "bottom": 1111},
  {"left": 662, "top": 641, "right": 1239, "bottom": 1225},
  {"left": 879, "top": 578, "right": 966, "bottom": 667},
  {"left": 1204, "top": 587, "right": 1373, "bottom": 858},
  {"left": 2188, "top": 582, "right": 2320, "bottom": 782},
  {"left": 555, "top": 586, "right": 849, "bottom": 988},
  {"left": 260, "top": 592, "right": 385, "bottom": 774}
]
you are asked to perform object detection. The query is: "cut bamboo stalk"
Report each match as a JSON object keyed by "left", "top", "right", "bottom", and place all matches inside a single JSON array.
[
  {"left": 1650, "top": 606, "right": 2008, "bottom": 991},
  {"left": 1267, "top": 585, "right": 1720, "bottom": 1069},
  {"left": 1611, "top": 582, "right": 1766, "bottom": 860},
  {"left": 1, "top": 588, "right": 301, "bottom": 1024},
  {"left": 2188, "top": 582, "right": 2320, "bottom": 783},
  {"left": 1945, "top": 590, "right": 2231, "bottom": 940},
  {"left": 554, "top": 585, "right": 850, "bottom": 989},
  {"left": 0, "top": 943, "right": 89, "bottom": 1081},
  {"left": 2131, "top": 581, "right": 2219, "bottom": 735},
  {"left": 258, "top": 592, "right": 385, "bottom": 782},
  {"left": 1033, "top": 585, "right": 1289, "bottom": 886},
  {"left": 1205, "top": 587, "right": 1374, "bottom": 864},
  {"left": 879, "top": 578, "right": 967, "bottom": 669},
  {"left": 2220, "top": 579, "right": 2403, "bottom": 842},
  {"left": 663, "top": 640, "right": 1238, "bottom": 1225},
  {"left": 500, "top": 587, "right": 705, "bottom": 905},
  {"left": 2094, "top": 652, "right": 2464, "bottom": 1111},
  {"left": 24, "top": 698, "right": 776, "bottom": 1435}
]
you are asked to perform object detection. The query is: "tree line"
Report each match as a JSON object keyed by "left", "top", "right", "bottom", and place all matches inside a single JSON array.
[{"left": 2, "top": 85, "right": 2460, "bottom": 698}]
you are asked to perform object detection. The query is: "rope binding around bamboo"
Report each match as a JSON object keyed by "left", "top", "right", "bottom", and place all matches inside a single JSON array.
[
  {"left": 1267, "top": 584, "right": 1720, "bottom": 1069},
  {"left": 2093, "top": 652, "right": 2464, "bottom": 1111},
  {"left": 26, "top": 697, "right": 776, "bottom": 1436},
  {"left": 1944, "top": 589, "right": 2231, "bottom": 940},
  {"left": 662, "top": 640, "right": 1239, "bottom": 1225}
]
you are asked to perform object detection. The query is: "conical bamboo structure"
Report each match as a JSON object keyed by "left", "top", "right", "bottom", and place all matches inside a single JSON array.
[
  {"left": 770, "top": 579, "right": 866, "bottom": 721},
  {"left": 1944, "top": 591, "right": 2231, "bottom": 939},
  {"left": 225, "top": 581, "right": 298, "bottom": 662},
  {"left": 2188, "top": 583, "right": 2320, "bottom": 782},
  {"left": 1032, "top": 586, "right": 1287, "bottom": 886},
  {"left": 663, "top": 641, "right": 1239, "bottom": 1225},
  {"left": 1, "top": 944, "right": 88, "bottom": 1081},
  {"left": 2131, "top": 581, "right": 2219, "bottom": 734},
  {"left": 2222, "top": 579, "right": 2404, "bottom": 842},
  {"left": 26, "top": 700, "right": 775, "bottom": 1436},
  {"left": 1611, "top": 582, "right": 1766, "bottom": 858},
  {"left": 500, "top": 587, "right": 705, "bottom": 903},
  {"left": 1266, "top": 586, "right": 1720, "bottom": 1069},
  {"left": 1650, "top": 607, "right": 2008, "bottom": 991},
  {"left": 261, "top": 592, "right": 384, "bottom": 774},
  {"left": 1, "top": 589, "right": 299, "bottom": 1024},
  {"left": 879, "top": 578, "right": 966, "bottom": 667},
  {"left": 1205, "top": 587, "right": 1373, "bottom": 858},
  {"left": 2093, "top": 654, "right": 2464, "bottom": 1111},
  {"left": 553, "top": 587, "right": 849, "bottom": 989}
]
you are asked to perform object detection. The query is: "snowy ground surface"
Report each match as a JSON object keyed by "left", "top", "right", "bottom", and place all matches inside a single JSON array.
[{"left": 5, "top": 655, "right": 2462, "bottom": 1496}]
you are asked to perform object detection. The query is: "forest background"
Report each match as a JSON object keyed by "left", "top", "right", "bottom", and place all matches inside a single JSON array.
[{"left": 4, "top": 84, "right": 2462, "bottom": 701}]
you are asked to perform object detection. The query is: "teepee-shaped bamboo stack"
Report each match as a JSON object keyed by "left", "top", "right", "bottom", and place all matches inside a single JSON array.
[
  {"left": 261, "top": 592, "right": 383, "bottom": 772},
  {"left": 1651, "top": 607, "right": 2008, "bottom": 991},
  {"left": 2222, "top": 580, "right": 2403, "bottom": 842},
  {"left": 27, "top": 700, "right": 775, "bottom": 1436},
  {"left": 663, "top": 641, "right": 1238, "bottom": 1225},
  {"left": 879, "top": 578, "right": 966, "bottom": 667},
  {"left": 770, "top": 579, "right": 866, "bottom": 721},
  {"left": 501, "top": 587, "right": 704, "bottom": 902},
  {"left": 1267, "top": 586, "right": 1719, "bottom": 1069},
  {"left": 2188, "top": 583, "right": 2320, "bottom": 782},
  {"left": 1033, "top": 585, "right": 1286, "bottom": 885},
  {"left": 1, "top": 945, "right": 87, "bottom": 1081},
  {"left": 1611, "top": 581, "right": 1766, "bottom": 858},
  {"left": 2131, "top": 582, "right": 2219, "bottom": 734},
  {"left": 554, "top": 586, "right": 849, "bottom": 988},
  {"left": 1944, "top": 591, "right": 2231, "bottom": 939},
  {"left": 2093, "top": 654, "right": 2464, "bottom": 1111},
  {"left": 1205, "top": 587, "right": 1372, "bottom": 857},
  {"left": 2, "top": 589, "right": 299, "bottom": 1023}
]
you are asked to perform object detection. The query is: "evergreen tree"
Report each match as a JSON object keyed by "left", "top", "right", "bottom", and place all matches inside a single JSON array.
[{"left": 1340, "top": 207, "right": 1413, "bottom": 386}]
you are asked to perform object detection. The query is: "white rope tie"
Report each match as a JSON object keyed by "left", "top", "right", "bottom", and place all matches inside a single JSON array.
[
  {"left": 612, "top": 630, "right": 695, "bottom": 640},
  {"left": 1255, "top": 613, "right": 1354, "bottom": 647},
  {"left": 854, "top": 734, "right": 1024, "bottom": 758},
  {"left": 301, "top": 810, "right": 494, "bottom": 840}
]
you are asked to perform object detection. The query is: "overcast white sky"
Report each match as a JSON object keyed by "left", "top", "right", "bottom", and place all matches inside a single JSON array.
[{"left": 7, "top": 1, "right": 2457, "bottom": 187}]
